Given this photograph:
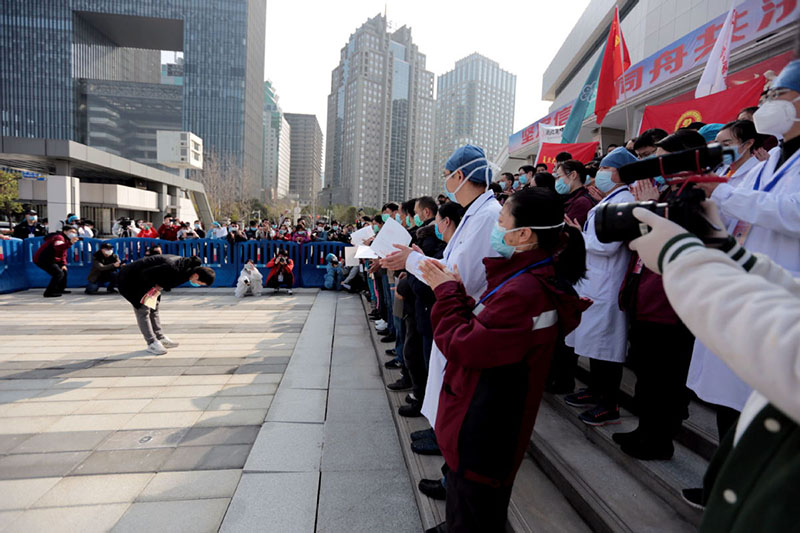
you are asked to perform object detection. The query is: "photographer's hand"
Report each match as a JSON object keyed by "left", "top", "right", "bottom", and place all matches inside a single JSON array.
[{"left": 629, "top": 208, "right": 693, "bottom": 274}]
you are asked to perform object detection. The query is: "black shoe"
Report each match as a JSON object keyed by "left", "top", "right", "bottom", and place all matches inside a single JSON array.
[
  {"left": 43, "top": 293, "right": 62, "bottom": 298},
  {"left": 369, "top": 311, "right": 381, "bottom": 319},
  {"left": 545, "top": 381, "right": 575, "bottom": 394},
  {"left": 60, "top": 290, "right": 72, "bottom": 294},
  {"left": 106, "top": 288, "right": 118, "bottom": 294},
  {"left": 578, "top": 405, "right": 621, "bottom": 426},
  {"left": 418, "top": 478, "right": 446, "bottom": 500},
  {"left": 385, "top": 348, "right": 396, "bottom": 357},
  {"left": 410, "top": 427, "right": 435, "bottom": 441},
  {"left": 384, "top": 359, "right": 402, "bottom": 370},
  {"left": 425, "top": 522, "right": 447, "bottom": 533},
  {"left": 405, "top": 393, "right": 418, "bottom": 404},
  {"left": 620, "top": 438, "right": 674, "bottom": 460},
  {"left": 399, "top": 402, "right": 422, "bottom": 417},
  {"left": 379, "top": 328, "right": 394, "bottom": 337},
  {"left": 411, "top": 437, "right": 441, "bottom": 455},
  {"left": 681, "top": 488, "right": 705, "bottom": 510},
  {"left": 84, "top": 290, "right": 98, "bottom": 295},
  {"left": 380, "top": 333, "right": 396, "bottom": 343},
  {"left": 564, "top": 388, "right": 598, "bottom": 407},
  {"left": 612, "top": 429, "right": 641, "bottom": 447},
  {"left": 387, "top": 377, "right": 412, "bottom": 391}
]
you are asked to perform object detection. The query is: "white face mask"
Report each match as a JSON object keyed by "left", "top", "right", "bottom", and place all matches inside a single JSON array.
[
  {"left": 753, "top": 96, "right": 800, "bottom": 137},
  {"left": 102, "top": 249, "right": 113, "bottom": 256}
]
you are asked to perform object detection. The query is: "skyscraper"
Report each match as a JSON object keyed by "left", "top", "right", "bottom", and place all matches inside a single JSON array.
[
  {"left": 323, "top": 14, "right": 435, "bottom": 208},
  {"left": 284, "top": 113, "right": 323, "bottom": 204},
  {"left": 435, "top": 53, "right": 516, "bottom": 175},
  {"left": 0, "top": 1, "right": 266, "bottom": 194},
  {"left": 262, "top": 81, "right": 291, "bottom": 202}
]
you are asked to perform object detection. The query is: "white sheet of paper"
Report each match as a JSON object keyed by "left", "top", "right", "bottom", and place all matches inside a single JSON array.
[
  {"left": 370, "top": 217, "right": 412, "bottom": 258},
  {"left": 350, "top": 225, "right": 375, "bottom": 246},
  {"left": 354, "top": 245, "right": 379, "bottom": 259},
  {"left": 344, "top": 246, "right": 359, "bottom": 267}
]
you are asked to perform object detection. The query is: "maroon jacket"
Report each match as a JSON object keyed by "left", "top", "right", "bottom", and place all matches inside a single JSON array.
[
  {"left": 563, "top": 186, "right": 596, "bottom": 228},
  {"left": 33, "top": 232, "right": 73, "bottom": 267},
  {"left": 157, "top": 223, "right": 179, "bottom": 241},
  {"left": 431, "top": 249, "right": 589, "bottom": 485},
  {"left": 618, "top": 253, "right": 681, "bottom": 324}
]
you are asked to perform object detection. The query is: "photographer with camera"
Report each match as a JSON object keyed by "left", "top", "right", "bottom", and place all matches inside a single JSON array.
[
  {"left": 113, "top": 217, "right": 138, "bottom": 238},
  {"left": 157, "top": 216, "right": 179, "bottom": 241},
  {"left": 563, "top": 146, "right": 637, "bottom": 426},
  {"left": 626, "top": 203, "right": 800, "bottom": 533},
  {"left": 265, "top": 248, "right": 294, "bottom": 294},
  {"left": 85, "top": 242, "right": 121, "bottom": 294}
]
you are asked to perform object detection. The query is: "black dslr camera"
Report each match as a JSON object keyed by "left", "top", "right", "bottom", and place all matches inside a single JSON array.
[{"left": 595, "top": 144, "right": 734, "bottom": 243}]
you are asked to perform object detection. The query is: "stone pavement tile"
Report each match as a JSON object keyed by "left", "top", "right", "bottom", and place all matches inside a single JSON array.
[
  {"left": 156, "top": 384, "right": 224, "bottom": 398},
  {"left": 217, "top": 383, "right": 278, "bottom": 396},
  {"left": 98, "top": 428, "right": 190, "bottom": 451},
  {"left": 11, "top": 430, "right": 111, "bottom": 453},
  {"left": 137, "top": 469, "right": 241, "bottom": 501},
  {"left": 326, "top": 389, "right": 393, "bottom": 422},
  {"left": 194, "top": 409, "right": 267, "bottom": 427},
  {"left": 94, "top": 386, "right": 163, "bottom": 400},
  {"left": 321, "top": 421, "right": 405, "bottom": 472},
  {"left": 160, "top": 443, "right": 251, "bottom": 471},
  {"left": 279, "top": 364, "right": 329, "bottom": 390},
  {"left": 241, "top": 355, "right": 291, "bottom": 365},
  {"left": 207, "top": 394, "right": 273, "bottom": 411},
  {"left": 73, "top": 399, "right": 152, "bottom": 415},
  {"left": 178, "top": 425, "right": 259, "bottom": 447},
  {"left": 111, "top": 498, "right": 228, "bottom": 533},
  {"left": 0, "top": 400, "right": 84, "bottom": 417},
  {"left": 0, "top": 434, "right": 32, "bottom": 455},
  {"left": 0, "top": 390, "right": 46, "bottom": 403},
  {"left": 112, "top": 376, "right": 179, "bottom": 388},
  {"left": 145, "top": 357, "right": 199, "bottom": 367},
  {"left": 171, "top": 374, "right": 231, "bottom": 386},
  {"left": 0, "top": 415, "right": 61, "bottom": 434},
  {"left": 51, "top": 377, "right": 121, "bottom": 389},
  {"left": 4, "top": 503, "right": 130, "bottom": 533},
  {"left": 181, "top": 365, "right": 238, "bottom": 376},
  {"left": 328, "top": 364, "right": 383, "bottom": 390},
  {"left": 193, "top": 357, "right": 247, "bottom": 366},
  {"left": 0, "top": 451, "right": 90, "bottom": 480},
  {"left": 226, "top": 373, "right": 282, "bottom": 385},
  {"left": 244, "top": 422, "right": 323, "bottom": 473},
  {"left": 233, "top": 363, "right": 287, "bottom": 374},
  {"left": 0, "top": 477, "right": 61, "bottom": 510},
  {"left": 330, "top": 345, "right": 379, "bottom": 366},
  {"left": 0, "top": 379, "right": 62, "bottom": 390},
  {"left": 43, "top": 413, "right": 136, "bottom": 433},
  {"left": 265, "top": 388, "right": 327, "bottom": 423},
  {"left": 316, "top": 469, "right": 422, "bottom": 533},
  {"left": 220, "top": 472, "right": 318, "bottom": 533},
  {"left": 32, "top": 473, "right": 153, "bottom": 508},
  {"left": 121, "top": 411, "right": 202, "bottom": 430},
  {"left": 140, "top": 397, "right": 213, "bottom": 413},
  {"left": 72, "top": 449, "right": 172, "bottom": 476}
]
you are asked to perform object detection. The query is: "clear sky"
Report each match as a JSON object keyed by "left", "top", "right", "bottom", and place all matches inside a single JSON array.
[{"left": 264, "top": 0, "right": 592, "bottom": 141}]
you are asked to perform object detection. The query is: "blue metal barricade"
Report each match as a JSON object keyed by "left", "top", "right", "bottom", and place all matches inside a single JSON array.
[
  {"left": 170, "top": 238, "right": 235, "bottom": 287},
  {"left": 107, "top": 237, "right": 170, "bottom": 264},
  {"left": 300, "top": 241, "right": 349, "bottom": 288},
  {"left": 0, "top": 239, "right": 27, "bottom": 293},
  {"left": 23, "top": 236, "right": 102, "bottom": 288}
]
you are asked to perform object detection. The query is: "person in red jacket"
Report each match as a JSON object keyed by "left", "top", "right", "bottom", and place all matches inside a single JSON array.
[
  {"left": 265, "top": 248, "right": 294, "bottom": 294},
  {"left": 33, "top": 224, "right": 79, "bottom": 297},
  {"left": 157, "top": 216, "right": 179, "bottom": 241},
  {"left": 138, "top": 221, "right": 159, "bottom": 239},
  {"left": 418, "top": 188, "right": 589, "bottom": 533}
]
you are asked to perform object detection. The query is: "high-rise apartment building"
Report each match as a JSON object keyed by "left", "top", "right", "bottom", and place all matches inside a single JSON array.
[
  {"left": 1, "top": 1, "right": 266, "bottom": 194},
  {"left": 435, "top": 53, "right": 516, "bottom": 174},
  {"left": 284, "top": 113, "right": 323, "bottom": 204},
  {"left": 262, "top": 81, "right": 291, "bottom": 201},
  {"left": 322, "top": 14, "right": 435, "bottom": 208}
]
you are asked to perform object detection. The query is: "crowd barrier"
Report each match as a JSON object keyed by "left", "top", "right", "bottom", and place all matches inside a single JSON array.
[{"left": 0, "top": 237, "right": 352, "bottom": 293}]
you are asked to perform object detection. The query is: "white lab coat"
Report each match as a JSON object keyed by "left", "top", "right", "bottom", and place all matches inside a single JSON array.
[
  {"left": 235, "top": 265, "right": 263, "bottom": 298},
  {"left": 209, "top": 227, "right": 228, "bottom": 239},
  {"left": 566, "top": 186, "right": 633, "bottom": 363},
  {"left": 405, "top": 191, "right": 501, "bottom": 426},
  {"left": 688, "top": 146, "right": 800, "bottom": 411}
]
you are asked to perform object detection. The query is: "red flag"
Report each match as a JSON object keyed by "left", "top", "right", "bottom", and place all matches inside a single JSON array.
[
  {"left": 639, "top": 76, "right": 764, "bottom": 133},
  {"left": 536, "top": 142, "right": 600, "bottom": 167},
  {"left": 595, "top": 7, "right": 631, "bottom": 125}
]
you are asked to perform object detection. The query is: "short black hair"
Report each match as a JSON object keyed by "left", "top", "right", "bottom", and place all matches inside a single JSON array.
[
  {"left": 501, "top": 172, "right": 514, "bottom": 181},
  {"left": 739, "top": 106, "right": 759, "bottom": 117},
  {"left": 488, "top": 182, "right": 503, "bottom": 194},
  {"left": 633, "top": 128, "right": 669, "bottom": 151},
  {"left": 381, "top": 202, "right": 399, "bottom": 212},
  {"left": 401, "top": 199, "right": 416, "bottom": 216},
  {"left": 193, "top": 266, "right": 216, "bottom": 285},
  {"left": 686, "top": 121, "right": 706, "bottom": 131},
  {"left": 438, "top": 201, "right": 465, "bottom": 228},
  {"left": 249, "top": 220, "right": 257, "bottom": 226},
  {"left": 519, "top": 165, "right": 536, "bottom": 175},
  {"left": 555, "top": 151, "right": 572, "bottom": 163},
  {"left": 415, "top": 196, "right": 438, "bottom": 217},
  {"left": 535, "top": 163, "right": 548, "bottom": 171},
  {"left": 607, "top": 144, "right": 619, "bottom": 150},
  {"left": 533, "top": 172, "right": 556, "bottom": 190},
  {"left": 559, "top": 160, "right": 588, "bottom": 184},
  {"left": 720, "top": 119, "right": 758, "bottom": 144}
]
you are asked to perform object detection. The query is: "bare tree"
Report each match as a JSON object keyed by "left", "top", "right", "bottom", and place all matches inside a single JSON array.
[{"left": 193, "top": 150, "right": 251, "bottom": 221}]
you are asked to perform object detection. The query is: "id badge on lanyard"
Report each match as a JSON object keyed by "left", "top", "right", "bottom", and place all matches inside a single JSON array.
[{"left": 732, "top": 221, "right": 752, "bottom": 246}]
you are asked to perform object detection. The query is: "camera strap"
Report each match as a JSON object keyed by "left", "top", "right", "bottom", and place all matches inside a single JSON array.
[{"left": 474, "top": 257, "right": 553, "bottom": 310}]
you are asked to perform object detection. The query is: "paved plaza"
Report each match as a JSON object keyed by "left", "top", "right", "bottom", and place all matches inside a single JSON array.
[{"left": 0, "top": 288, "right": 420, "bottom": 532}]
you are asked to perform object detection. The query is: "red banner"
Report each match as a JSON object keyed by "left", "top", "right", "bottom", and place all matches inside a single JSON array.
[
  {"left": 536, "top": 142, "right": 600, "bottom": 168},
  {"left": 639, "top": 76, "right": 764, "bottom": 133}
]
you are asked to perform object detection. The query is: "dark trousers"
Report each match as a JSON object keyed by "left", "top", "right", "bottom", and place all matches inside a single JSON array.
[
  {"left": 589, "top": 358, "right": 623, "bottom": 409},
  {"left": 86, "top": 272, "right": 118, "bottom": 293},
  {"left": 374, "top": 274, "right": 387, "bottom": 321},
  {"left": 445, "top": 470, "right": 513, "bottom": 533},
  {"left": 266, "top": 270, "right": 294, "bottom": 289},
  {"left": 38, "top": 262, "right": 67, "bottom": 295},
  {"left": 546, "top": 340, "right": 578, "bottom": 393},
  {"left": 404, "top": 315, "right": 426, "bottom": 400}
]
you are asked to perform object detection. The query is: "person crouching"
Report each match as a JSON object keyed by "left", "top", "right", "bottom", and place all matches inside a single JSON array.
[
  {"left": 118, "top": 255, "right": 215, "bottom": 354},
  {"left": 236, "top": 259, "right": 263, "bottom": 298},
  {"left": 85, "top": 243, "right": 121, "bottom": 294},
  {"left": 265, "top": 249, "right": 294, "bottom": 295}
]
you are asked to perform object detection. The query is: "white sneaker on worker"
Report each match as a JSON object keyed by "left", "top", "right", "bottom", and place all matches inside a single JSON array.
[
  {"left": 146, "top": 340, "right": 168, "bottom": 355},
  {"left": 159, "top": 336, "right": 179, "bottom": 348}
]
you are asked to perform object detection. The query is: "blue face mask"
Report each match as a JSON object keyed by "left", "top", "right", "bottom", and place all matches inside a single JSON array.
[
  {"left": 372, "top": 224, "right": 380, "bottom": 233},
  {"left": 189, "top": 281, "right": 202, "bottom": 287},
  {"left": 414, "top": 214, "right": 423, "bottom": 227},
  {"left": 594, "top": 170, "right": 616, "bottom": 192},
  {"left": 434, "top": 222, "right": 444, "bottom": 241},
  {"left": 653, "top": 176, "right": 667, "bottom": 187},
  {"left": 406, "top": 216, "right": 411, "bottom": 227},
  {"left": 381, "top": 214, "right": 389, "bottom": 222},
  {"left": 490, "top": 224, "right": 517, "bottom": 259},
  {"left": 519, "top": 175, "right": 529, "bottom": 185},
  {"left": 500, "top": 181, "right": 509, "bottom": 190},
  {"left": 555, "top": 178, "right": 570, "bottom": 195},
  {"left": 395, "top": 214, "right": 402, "bottom": 223}
]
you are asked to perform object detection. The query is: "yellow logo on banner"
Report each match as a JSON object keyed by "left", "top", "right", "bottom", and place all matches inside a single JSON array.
[{"left": 676, "top": 110, "right": 703, "bottom": 131}]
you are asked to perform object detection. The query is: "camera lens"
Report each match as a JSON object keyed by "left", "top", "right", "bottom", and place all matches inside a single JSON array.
[{"left": 595, "top": 201, "right": 667, "bottom": 243}]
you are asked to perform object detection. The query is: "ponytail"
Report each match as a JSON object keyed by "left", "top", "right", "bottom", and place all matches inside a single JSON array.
[{"left": 554, "top": 225, "right": 586, "bottom": 284}]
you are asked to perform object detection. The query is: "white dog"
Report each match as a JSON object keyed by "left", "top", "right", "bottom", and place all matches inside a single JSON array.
[{"left": 235, "top": 260, "right": 263, "bottom": 298}]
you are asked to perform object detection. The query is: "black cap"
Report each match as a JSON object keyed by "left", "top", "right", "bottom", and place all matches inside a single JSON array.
[
  {"left": 62, "top": 224, "right": 78, "bottom": 232},
  {"left": 100, "top": 242, "right": 114, "bottom": 250},
  {"left": 24, "top": 209, "right": 37, "bottom": 216}
]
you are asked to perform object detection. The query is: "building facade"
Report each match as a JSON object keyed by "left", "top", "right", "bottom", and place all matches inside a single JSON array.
[
  {"left": 262, "top": 81, "right": 291, "bottom": 202},
  {"left": 436, "top": 53, "right": 516, "bottom": 173},
  {"left": 322, "top": 14, "right": 435, "bottom": 208},
  {"left": 284, "top": 113, "right": 323, "bottom": 204},
  {"left": 0, "top": 0, "right": 266, "bottom": 195}
]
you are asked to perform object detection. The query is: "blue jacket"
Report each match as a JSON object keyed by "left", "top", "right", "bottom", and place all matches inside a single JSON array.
[{"left": 323, "top": 253, "right": 344, "bottom": 290}]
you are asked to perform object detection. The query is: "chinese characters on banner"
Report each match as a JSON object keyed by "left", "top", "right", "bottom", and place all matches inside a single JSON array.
[{"left": 510, "top": 101, "right": 575, "bottom": 153}]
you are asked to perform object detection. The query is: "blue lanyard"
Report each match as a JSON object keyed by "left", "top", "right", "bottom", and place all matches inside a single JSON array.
[
  {"left": 476, "top": 257, "right": 553, "bottom": 308},
  {"left": 753, "top": 148, "right": 800, "bottom": 192}
]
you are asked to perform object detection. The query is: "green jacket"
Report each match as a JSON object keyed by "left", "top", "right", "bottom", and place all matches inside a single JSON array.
[{"left": 701, "top": 403, "right": 800, "bottom": 532}]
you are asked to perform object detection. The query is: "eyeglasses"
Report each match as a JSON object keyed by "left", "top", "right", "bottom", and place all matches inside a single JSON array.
[{"left": 763, "top": 88, "right": 793, "bottom": 101}]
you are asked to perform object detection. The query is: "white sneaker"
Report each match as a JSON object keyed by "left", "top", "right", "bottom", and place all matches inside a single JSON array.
[
  {"left": 288, "top": 289, "right": 293, "bottom": 295},
  {"left": 160, "top": 336, "right": 179, "bottom": 348},
  {"left": 374, "top": 320, "right": 387, "bottom": 330},
  {"left": 146, "top": 340, "right": 168, "bottom": 355}
]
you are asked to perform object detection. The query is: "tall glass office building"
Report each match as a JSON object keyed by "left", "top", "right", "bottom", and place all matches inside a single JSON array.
[{"left": 1, "top": 1, "right": 265, "bottom": 193}]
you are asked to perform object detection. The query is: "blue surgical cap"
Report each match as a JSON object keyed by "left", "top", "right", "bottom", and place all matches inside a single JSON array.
[
  {"left": 771, "top": 59, "right": 800, "bottom": 93},
  {"left": 698, "top": 123, "right": 724, "bottom": 143},
  {"left": 445, "top": 144, "right": 493, "bottom": 184},
  {"left": 600, "top": 146, "right": 638, "bottom": 169}
]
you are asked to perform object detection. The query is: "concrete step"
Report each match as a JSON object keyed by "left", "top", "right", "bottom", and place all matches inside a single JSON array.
[
  {"left": 576, "top": 357, "right": 719, "bottom": 460},
  {"left": 529, "top": 402, "right": 697, "bottom": 533}
]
